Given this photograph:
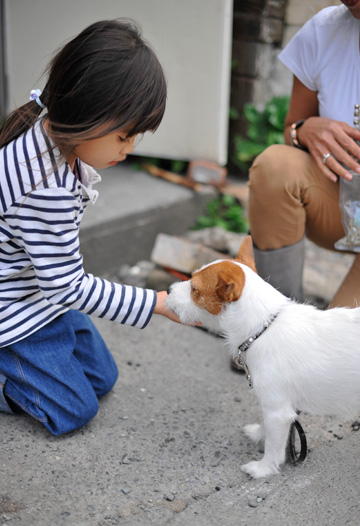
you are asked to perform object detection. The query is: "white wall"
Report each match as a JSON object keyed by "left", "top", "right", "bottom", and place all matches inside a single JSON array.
[{"left": 4, "top": 0, "right": 233, "bottom": 165}]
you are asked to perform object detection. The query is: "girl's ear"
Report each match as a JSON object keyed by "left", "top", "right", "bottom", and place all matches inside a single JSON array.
[
  {"left": 216, "top": 266, "right": 245, "bottom": 303},
  {"left": 236, "top": 235, "right": 257, "bottom": 273}
]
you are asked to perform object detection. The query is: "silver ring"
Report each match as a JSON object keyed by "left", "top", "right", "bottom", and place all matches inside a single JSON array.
[{"left": 322, "top": 152, "right": 332, "bottom": 165}]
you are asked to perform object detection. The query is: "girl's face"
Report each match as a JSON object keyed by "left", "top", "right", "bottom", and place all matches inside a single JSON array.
[
  {"left": 341, "top": 0, "right": 360, "bottom": 19},
  {"left": 69, "top": 126, "right": 137, "bottom": 170}
]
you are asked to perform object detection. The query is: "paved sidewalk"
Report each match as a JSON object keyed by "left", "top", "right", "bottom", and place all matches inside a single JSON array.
[{"left": 0, "top": 164, "right": 359, "bottom": 526}]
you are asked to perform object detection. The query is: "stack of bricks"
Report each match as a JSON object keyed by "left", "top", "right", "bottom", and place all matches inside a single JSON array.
[
  {"left": 230, "top": 0, "right": 287, "bottom": 148},
  {"left": 229, "top": 0, "right": 340, "bottom": 173}
]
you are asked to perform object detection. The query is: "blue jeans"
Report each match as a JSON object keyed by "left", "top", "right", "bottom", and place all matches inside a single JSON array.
[{"left": 0, "top": 310, "right": 118, "bottom": 435}]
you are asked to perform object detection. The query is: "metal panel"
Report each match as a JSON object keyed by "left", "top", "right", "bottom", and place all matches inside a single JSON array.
[{"left": 4, "top": 0, "right": 233, "bottom": 164}]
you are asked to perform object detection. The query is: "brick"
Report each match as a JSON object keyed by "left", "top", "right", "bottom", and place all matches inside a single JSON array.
[
  {"left": 259, "top": 17, "right": 284, "bottom": 44},
  {"left": 232, "top": 41, "right": 274, "bottom": 78},
  {"left": 233, "top": 14, "right": 283, "bottom": 44},
  {"left": 232, "top": 40, "right": 259, "bottom": 77},
  {"left": 230, "top": 76, "right": 254, "bottom": 111},
  {"left": 150, "top": 234, "right": 229, "bottom": 274},
  {"left": 234, "top": 0, "right": 266, "bottom": 16},
  {"left": 233, "top": 0, "right": 286, "bottom": 18},
  {"left": 233, "top": 14, "right": 261, "bottom": 41},
  {"left": 229, "top": 76, "right": 255, "bottom": 138},
  {"left": 265, "top": 0, "right": 287, "bottom": 19},
  {"left": 285, "top": 0, "right": 340, "bottom": 27}
]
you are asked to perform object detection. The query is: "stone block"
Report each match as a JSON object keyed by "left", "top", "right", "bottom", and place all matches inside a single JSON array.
[
  {"left": 233, "top": 13, "right": 261, "bottom": 41},
  {"left": 285, "top": 0, "right": 340, "bottom": 27},
  {"left": 233, "top": 14, "right": 283, "bottom": 44},
  {"left": 150, "top": 234, "right": 229, "bottom": 274},
  {"left": 265, "top": 0, "right": 287, "bottom": 19},
  {"left": 281, "top": 24, "right": 302, "bottom": 47},
  {"left": 230, "top": 76, "right": 254, "bottom": 112},
  {"left": 233, "top": 0, "right": 286, "bottom": 18},
  {"left": 232, "top": 41, "right": 273, "bottom": 78},
  {"left": 259, "top": 17, "right": 284, "bottom": 44},
  {"left": 233, "top": 0, "right": 265, "bottom": 16}
]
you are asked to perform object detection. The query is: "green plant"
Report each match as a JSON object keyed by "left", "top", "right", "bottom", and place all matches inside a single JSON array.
[
  {"left": 130, "top": 155, "right": 188, "bottom": 174},
  {"left": 233, "top": 95, "right": 290, "bottom": 172},
  {"left": 192, "top": 193, "right": 248, "bottom": 233}
]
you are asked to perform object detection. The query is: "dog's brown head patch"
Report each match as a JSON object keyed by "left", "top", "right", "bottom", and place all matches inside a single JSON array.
[{"left": 191, "top": 261, "right": 246, "bottom": 315}]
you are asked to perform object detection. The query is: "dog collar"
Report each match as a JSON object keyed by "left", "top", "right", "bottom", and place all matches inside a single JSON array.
[{"left": 234, "top": 313, "right": 279, "bottom": 388}]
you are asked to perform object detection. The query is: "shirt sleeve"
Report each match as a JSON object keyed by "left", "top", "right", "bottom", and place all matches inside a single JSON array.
[
  {"left": 4, "top": 187, "right": 157, "bottom": 329},
  {"left": 278, "top": 17, "right": 318, "bottom": 92}
]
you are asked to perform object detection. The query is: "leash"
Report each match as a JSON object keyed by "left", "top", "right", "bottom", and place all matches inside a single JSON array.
[
  {"left": 287, "top": 420, "right": 308, "bottom": 464},
  {"left": 233, "top": 311, "right": 308, "bottom": 464},
  {"left": 233, "top": 312, "right": 279, "bottom": 388}
]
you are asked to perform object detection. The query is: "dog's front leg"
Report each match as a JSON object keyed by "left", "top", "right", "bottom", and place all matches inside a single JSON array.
[{"left": 241, "top": 411, "right": 294, "bottom": 479}]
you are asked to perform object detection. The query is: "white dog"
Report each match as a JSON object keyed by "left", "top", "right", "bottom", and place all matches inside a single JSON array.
[{"left": 166, "top": 236, "right": 360, "bottom": 478}]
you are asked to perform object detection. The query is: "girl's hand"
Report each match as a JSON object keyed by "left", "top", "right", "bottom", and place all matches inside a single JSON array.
[
  {"left": 154, "top": 290, "right": 201, "bottom": 326},
  {"left": 297, "top": 116, "right": 360, "bottom": 182}
]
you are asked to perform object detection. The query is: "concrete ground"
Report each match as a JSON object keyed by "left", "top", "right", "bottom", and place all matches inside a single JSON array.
[{"left": 0, "top": 164, "right": 359, "bottom": 526}]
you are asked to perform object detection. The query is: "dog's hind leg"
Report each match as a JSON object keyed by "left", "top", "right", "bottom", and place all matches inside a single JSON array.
[{"left": 241, "top": 410, "right": 296, "bottom": 479}]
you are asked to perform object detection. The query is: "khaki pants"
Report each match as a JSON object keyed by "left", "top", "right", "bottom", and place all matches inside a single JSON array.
[{"left": 248, "top": 144, "right": 360, "bottom": 307}]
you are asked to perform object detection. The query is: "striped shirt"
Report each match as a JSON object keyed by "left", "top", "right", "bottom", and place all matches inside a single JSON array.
[{"left": 0, "top": 119, "right": 157, "bottom": 347}]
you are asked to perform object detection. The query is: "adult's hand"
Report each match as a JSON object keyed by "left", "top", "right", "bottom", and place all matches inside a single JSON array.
[
  {"left": 284, "top": 76, "right": 360, "bottom": 182},
  {"left": 297, "top": 116, "right": 360, "bottom": 182}
]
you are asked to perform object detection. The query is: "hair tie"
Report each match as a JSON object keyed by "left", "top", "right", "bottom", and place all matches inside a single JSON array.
[{"left": 29, "top": 89, "right": 45, "bottom": 109}]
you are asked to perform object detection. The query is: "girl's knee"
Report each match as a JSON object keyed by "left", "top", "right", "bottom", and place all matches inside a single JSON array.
[
  {"left": 91, "top": 358, "right": 118, "bottom": 398},
  {"left": 96, "top": 367, "right": 118, "bottom": 398},
  {"left": 47, "top": 394, "right": 100, "bottom": 436}
]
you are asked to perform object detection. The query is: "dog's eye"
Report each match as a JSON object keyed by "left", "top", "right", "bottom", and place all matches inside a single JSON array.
[{"left": 191, "top": 284, "right": 200, "bottom": 298}]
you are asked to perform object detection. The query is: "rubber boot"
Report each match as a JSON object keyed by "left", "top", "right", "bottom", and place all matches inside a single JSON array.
[{"left": 253, "top": 238, "right": 305, "bottom": 302}]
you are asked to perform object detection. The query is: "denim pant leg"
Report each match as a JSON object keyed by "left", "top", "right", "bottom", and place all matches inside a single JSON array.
[
  {"left": 0, "top": 373, "right": 13, "bottom": 413},
  {"left": 67, "top": 309, "right": 119, "bottom": 398},
  {"left": 0, "top": 310, "right": 118, "bottom": 435}
]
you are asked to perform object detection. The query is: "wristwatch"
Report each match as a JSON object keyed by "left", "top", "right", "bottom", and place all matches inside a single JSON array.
[{"left": 290, "top": 119, "right": 307, "bottom": 150}]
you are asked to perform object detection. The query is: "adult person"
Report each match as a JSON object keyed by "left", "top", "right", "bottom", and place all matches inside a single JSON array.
[{"left": 248, "top": 0, "right": 360, "bottom": 307}]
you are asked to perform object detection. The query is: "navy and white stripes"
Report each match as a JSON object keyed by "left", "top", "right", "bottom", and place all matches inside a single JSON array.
[{"left": 0, "top": 119, "right": 156, "bottom": 347}]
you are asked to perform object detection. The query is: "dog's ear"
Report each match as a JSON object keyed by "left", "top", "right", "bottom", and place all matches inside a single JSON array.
[
  {"left": 216, "top": 267, "right": 245, "bottom": 303},
  {"left": 236, "top": 235, "right": 257, "bottom": 273}
]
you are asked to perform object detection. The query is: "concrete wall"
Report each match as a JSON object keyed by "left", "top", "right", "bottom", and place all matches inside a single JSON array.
[{"left": 3, "top": 0, "right": 233, "bottom": 165}]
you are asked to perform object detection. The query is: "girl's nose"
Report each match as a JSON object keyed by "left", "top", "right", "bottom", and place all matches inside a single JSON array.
[{"left": 123, "top": 136, "right": 136, "bottom": 154}]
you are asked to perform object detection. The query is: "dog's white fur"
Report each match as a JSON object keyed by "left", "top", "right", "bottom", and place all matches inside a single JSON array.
[{"left": 166, "top": 236, "right": 360, "bottom": 478}]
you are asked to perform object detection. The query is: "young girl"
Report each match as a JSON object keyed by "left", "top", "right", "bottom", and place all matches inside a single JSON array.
[{"left": 0, "top": 19, "right": 183, "bottom": 436}]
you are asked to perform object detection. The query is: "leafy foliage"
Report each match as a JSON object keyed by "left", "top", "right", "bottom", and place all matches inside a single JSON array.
[
  {"left": 192, "top": 193, "right": 248, "bottom": 233},
  {"left": 131, "top": 155, "right": 188, "bottom": 174},
  {"left": 233, "top": 95, "right": 290, "bottom": 172}
]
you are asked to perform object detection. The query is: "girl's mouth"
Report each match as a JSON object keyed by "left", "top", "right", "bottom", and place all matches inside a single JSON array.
[{"left": 109, "top": 156, "right": 127, "bottom": 166}]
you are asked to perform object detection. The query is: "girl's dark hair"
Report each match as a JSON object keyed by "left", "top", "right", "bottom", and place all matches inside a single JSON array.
[{"left": 0, "top": 19, "right": 167, "bottom": 152}]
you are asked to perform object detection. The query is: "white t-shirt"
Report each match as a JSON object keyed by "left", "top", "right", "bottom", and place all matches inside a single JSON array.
[{"left": 278, "top": 5, "right": 360, "bottom": 127}]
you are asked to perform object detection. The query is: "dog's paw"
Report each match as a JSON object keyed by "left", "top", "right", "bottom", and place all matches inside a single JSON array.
[
  {"left": 241, "top": 460, "right": 279, "bottom": 479},
  {"left": 244, "top": 423, "right": 264, "bottom": 444}
]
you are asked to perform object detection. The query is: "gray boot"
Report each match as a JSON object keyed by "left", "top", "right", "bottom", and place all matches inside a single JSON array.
[{"left": 253, "top": 238, "right": 305, "bottom": 301}]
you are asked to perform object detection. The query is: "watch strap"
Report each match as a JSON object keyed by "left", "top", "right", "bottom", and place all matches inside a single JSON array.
[{"left": 290, "top": 119, "right": 307, "bottom": 150}]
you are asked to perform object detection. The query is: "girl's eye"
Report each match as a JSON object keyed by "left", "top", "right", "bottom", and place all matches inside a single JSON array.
[{"left": 118, "top": 136, "right": 128, "bottom": 143}]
